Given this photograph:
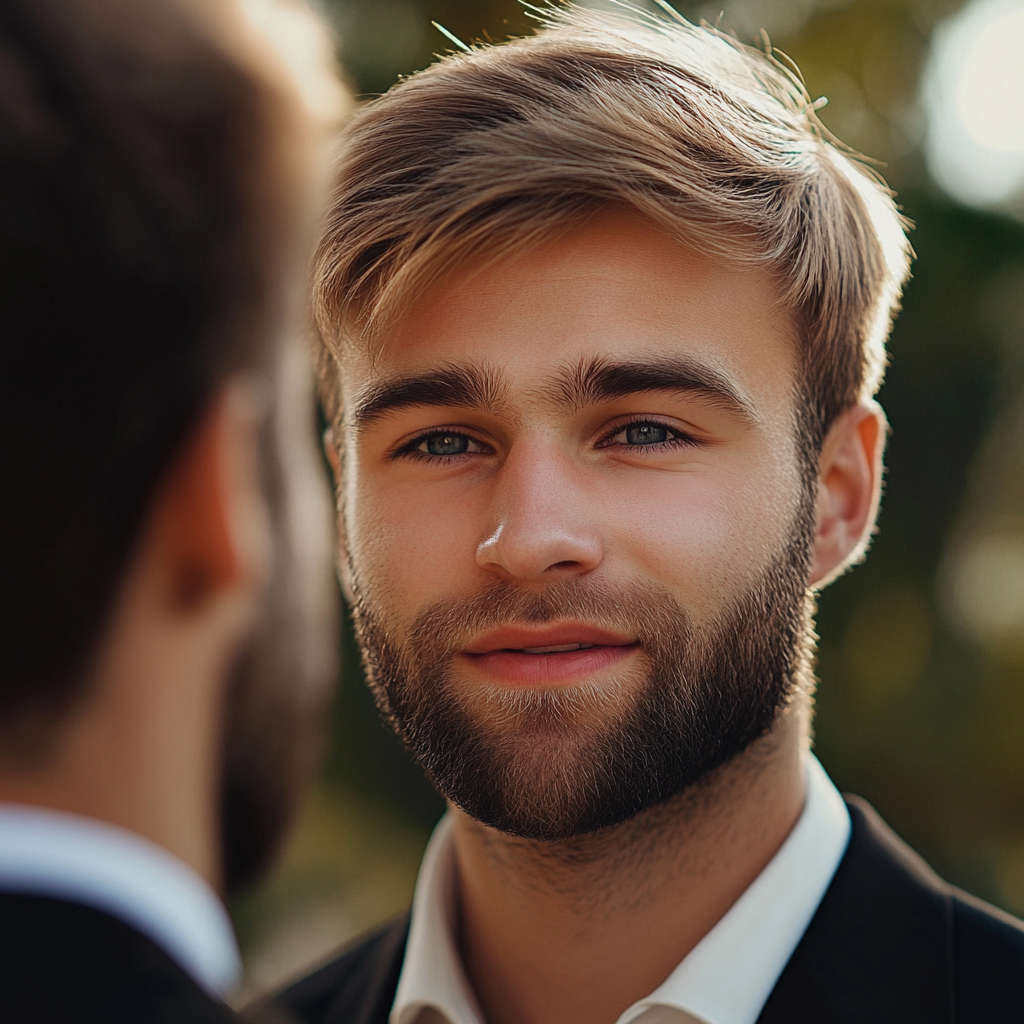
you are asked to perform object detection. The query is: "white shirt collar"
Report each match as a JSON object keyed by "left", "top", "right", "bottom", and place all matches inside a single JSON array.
[
  {"left": 392, "top": 754, "right": 850, "bottom": 1024},
  {"left": 0, "top": 804, "right": 241, "bottom": 997}
]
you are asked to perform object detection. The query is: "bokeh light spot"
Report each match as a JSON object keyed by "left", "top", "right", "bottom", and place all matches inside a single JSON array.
[
  {"left": 923, "top": 0, "right": 1024, "bottom": 209},
  {"left": 943, "top": 534, "right": 1024, "bottom": 641}
]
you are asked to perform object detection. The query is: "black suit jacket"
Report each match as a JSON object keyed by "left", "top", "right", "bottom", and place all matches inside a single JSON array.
[
  {"left": 269, "top": 798, "right": 1024, "bottom": 1024},
  {"left": 0, "top": 892, "right": 244, "bottom": 1024}
]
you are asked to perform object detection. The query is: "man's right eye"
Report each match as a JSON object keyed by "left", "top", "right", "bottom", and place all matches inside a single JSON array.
[{"left": 402, "top": 431, "right": 487, "bottom": 458}]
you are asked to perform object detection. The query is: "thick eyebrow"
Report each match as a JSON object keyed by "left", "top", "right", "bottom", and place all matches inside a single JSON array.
[
  {"left": 350, "top": 362, "right": 507, "bottom": 430},
  {"left": 547, "top": 355, "right": 758, "bottom": 424}
]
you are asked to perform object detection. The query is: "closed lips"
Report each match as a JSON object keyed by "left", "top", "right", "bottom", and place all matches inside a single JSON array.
[
  {"left": 517, "top": 643, "right": 597, "bottom": 654},
  {"left": 464, "top": 626, "right": 636, "bottom": 655}
]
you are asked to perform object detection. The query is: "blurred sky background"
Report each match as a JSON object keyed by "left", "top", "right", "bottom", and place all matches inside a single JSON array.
[{"left": 231, "top": 0, "right": 1024, "bottom": 996}]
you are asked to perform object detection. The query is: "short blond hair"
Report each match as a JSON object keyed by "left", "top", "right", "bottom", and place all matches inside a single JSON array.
[{"left": 314, "top": 3, "right": 911, "bottom": 445}]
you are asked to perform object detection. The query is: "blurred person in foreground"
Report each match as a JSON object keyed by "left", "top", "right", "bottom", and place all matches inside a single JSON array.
[
  {"left": 272, "top": 5, "right": 1024, "bottom": 1024},
  {"left": 0, "top": 0, "right": 343, "bottom": 1020}
]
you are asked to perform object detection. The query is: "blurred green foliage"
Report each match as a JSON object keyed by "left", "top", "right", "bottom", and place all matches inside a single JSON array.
[{"left": 236, "top": 0, "right": 1024, "bottom": 987}]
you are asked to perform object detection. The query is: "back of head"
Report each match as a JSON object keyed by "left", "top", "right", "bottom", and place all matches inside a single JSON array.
[
  {"left": 315, "top": 3, "right": 911, "bottom": 456},
  {"left": 0, "top": 0, "right": 339, "bottom": 752}
]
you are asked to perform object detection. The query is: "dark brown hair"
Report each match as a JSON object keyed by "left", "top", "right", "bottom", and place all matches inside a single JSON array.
[{"left": 0, "top": 0, "right": 335, "bottom": 747}]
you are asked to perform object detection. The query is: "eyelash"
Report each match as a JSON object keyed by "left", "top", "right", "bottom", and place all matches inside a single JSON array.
[
  {"left": 395, "top": 418, "right": 700, "bottom": 463},
  {"left": 392, "top": 429, "right": 492, "bottom": 464},
  {"left": 597, "top": 418, "right": 701, "bottom": 452}
]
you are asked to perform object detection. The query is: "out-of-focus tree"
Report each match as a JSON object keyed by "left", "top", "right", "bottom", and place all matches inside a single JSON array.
[{"left": 233, "top": 0, "right": 1024, "bottom": 991}]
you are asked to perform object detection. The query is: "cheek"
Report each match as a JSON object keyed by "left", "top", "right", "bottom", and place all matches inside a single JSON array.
[
  {"left": 602, "top": 455, "right": 802, "bottom": 621},
  {"left": 344, "top": 471, "right": 482, "bottom": 617}
]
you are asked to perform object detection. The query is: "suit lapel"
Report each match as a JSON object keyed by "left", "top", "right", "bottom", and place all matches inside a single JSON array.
[
  {"left": 269, "top": 915, "right": 410, "bottom": 1024},
  {"left": 344, "top": 916, "right": 409, "bottom": 1024},
  {"left": 756, "top": 798, "right": 954, "bottom": 1024}
]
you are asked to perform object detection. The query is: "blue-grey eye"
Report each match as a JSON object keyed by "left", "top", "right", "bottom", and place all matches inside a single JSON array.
[
  {"left": 423, "top": 432, "right": 470, "bottom": 455},
  {"left": 624, "top": 422, "right": 671, "bottom": 445}
]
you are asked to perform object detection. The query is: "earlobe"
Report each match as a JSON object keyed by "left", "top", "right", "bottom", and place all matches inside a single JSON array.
[{"left": 808, "top": 402, "right": 886, "bottom": 589}]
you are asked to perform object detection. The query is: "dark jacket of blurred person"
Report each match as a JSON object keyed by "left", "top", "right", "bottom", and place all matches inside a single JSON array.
[{"left": 0, "top": 0, "right": 342, "bottom": 1020}]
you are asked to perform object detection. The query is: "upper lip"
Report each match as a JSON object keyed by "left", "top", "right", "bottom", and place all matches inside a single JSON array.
[{"left": 463, "top": 624, "right": 637, "bottom": 655}]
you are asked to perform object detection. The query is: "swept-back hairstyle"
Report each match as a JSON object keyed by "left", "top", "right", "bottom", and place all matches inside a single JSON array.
[
  {"left": 314, "top": 3, "right": 910, "bottom": 449},
  {"left": 0, "top": 0, "right": 340, "bottom": 744}
]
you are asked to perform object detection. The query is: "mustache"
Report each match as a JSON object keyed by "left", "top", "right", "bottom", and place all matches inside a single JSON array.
[{"left": 376, "top": 576, "right": 694, "bottom": 660}]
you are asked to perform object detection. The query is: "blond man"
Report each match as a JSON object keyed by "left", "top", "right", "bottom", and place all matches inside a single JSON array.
[{"left": 276, "top": 6, "right": 1024, "bottom": 1024}]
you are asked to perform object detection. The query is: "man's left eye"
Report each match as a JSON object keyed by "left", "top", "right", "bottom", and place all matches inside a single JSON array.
[{"left": 609, "top": 422, "right": 675, "bottom": 446}]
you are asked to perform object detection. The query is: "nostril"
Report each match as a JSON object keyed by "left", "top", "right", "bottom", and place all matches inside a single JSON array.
[{"left": 547, "top": 560, "right": 580, "bottom": 571}]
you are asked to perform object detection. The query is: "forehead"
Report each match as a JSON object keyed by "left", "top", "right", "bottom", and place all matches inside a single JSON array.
[{"left": 339, "top": 210, "right": 797, "bottom": 420}]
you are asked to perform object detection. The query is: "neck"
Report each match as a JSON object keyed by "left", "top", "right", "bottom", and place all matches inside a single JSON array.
[
  {"left": 0, "top": 558, "right": 230, "bottom": 891},
  {"left": 451, "top": 698, "right": 809, "bottom": 1024}
]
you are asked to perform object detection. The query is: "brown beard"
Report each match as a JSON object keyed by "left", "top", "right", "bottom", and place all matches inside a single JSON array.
[
  {"left": 217, "top": 349, "right": 339, "bottom": 897},
  {"left": 349, "top": 500, "right": 817, "bottom": 841}
]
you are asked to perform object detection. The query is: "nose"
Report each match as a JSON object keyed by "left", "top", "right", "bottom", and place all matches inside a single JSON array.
[{"left": 476, "top": 441, "right": 603, "bottom": 581}]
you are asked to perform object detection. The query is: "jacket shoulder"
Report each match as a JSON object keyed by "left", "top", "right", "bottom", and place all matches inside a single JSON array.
[
  {"left": 758, "top": 796, "right": 954, "bottom": 1024},
  {"left": 0, "top": 892, "right": 240, "bottom": 1024},
  {"left": 266, "top": 915, "right": 410, "bottom": 1024},
  {"left": 759, "top": 796, "right": 1024, "bottom": 1024},
  {"left": 950, "top": 887, "right": 1024, "bottom": 1023}
]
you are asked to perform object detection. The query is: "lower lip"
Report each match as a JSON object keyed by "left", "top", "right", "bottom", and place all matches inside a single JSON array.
[{"left": 463, "top": 644, "right": 639, "bottom": 687}]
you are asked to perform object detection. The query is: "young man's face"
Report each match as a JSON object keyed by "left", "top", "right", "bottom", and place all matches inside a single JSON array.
[{"left": 335, "top": 210, "right": 819, "bottom": 839}]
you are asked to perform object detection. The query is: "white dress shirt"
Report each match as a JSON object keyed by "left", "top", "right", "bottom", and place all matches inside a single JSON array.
[
  {"left": 0, "top": 804, "right": 241, "bottom": 997},
  {"left": 392, "top": 754, "right": 850, "bottom": 1024}
]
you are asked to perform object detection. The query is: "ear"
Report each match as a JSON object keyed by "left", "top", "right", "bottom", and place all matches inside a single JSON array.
[
  {"left": 322, "top": 426, "right": 354, "bottom": 604},
  {"left": 153, "top": 376, "right": 271, "bottom": 611},
  {"left": 808, "top": 401, "right": 887, "bottom": 589}
]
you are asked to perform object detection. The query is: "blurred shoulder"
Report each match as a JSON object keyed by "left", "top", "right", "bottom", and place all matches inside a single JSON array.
[{"left": 0, "top": 892, "right": 240, "bottom": 1023}]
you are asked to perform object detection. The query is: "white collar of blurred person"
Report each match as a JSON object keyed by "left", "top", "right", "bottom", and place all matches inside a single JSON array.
[
  {"left": 0, "top": 803, "right": 240, "bottom": 997},
  {"left": 391, "top": 755, "right": 850, "bottom": 1024}
]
